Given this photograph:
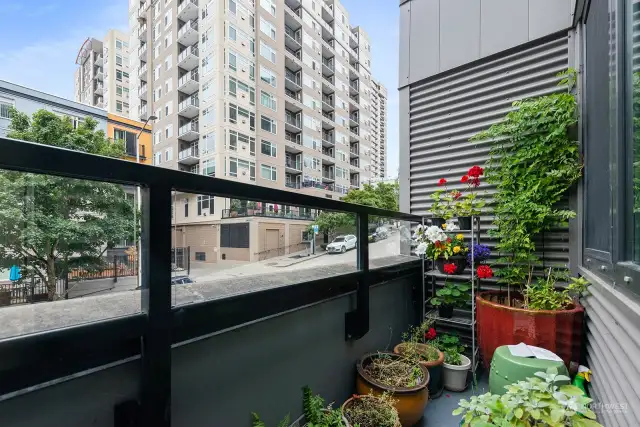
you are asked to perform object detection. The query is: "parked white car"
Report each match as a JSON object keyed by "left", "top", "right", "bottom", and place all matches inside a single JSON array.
[{"left": 326, "top": 235, "right": 357, "bottom": 253}]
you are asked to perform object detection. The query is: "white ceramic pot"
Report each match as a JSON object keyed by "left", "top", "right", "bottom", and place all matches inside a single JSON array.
[{"left": 443, "top": 354, "right": 471, "bottom": 392}]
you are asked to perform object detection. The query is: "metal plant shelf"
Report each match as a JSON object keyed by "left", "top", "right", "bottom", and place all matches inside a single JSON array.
[
  {"left": 420, "top": 215, "right": 482, "bottom": 375},
  {"left": 425, "top": 309, "right": 476, "bottom": 326}
]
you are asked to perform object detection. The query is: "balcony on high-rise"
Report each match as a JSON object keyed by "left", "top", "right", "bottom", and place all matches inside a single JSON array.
[
  {"left": 177, "top": 19, "right": 199, "bottom": 46},
  {"left": 177, "top": 0, "right": 198, "bottom": 21},
  {"left": 178, "top": 69, "right": 199, "bottom": 95},
  {"left": 177, "top": 45, "right": 199, "bottom": 71},
  {"left": 178, "top": 143, "right": 200, "bottom": 165}
]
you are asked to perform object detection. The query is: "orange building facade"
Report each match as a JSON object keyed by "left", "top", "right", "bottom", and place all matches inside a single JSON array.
[{"left": 106, "top": 113, "right": 152, "bottom": 164}]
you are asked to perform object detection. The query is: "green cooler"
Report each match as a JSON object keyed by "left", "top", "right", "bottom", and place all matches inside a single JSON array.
[{"left": 489, "top": 345, "right": 569, "bottom": 395}]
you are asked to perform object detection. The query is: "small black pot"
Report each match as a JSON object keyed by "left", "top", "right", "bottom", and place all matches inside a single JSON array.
[
  {"left": 430, "top": 217, "right": 446, "bottom": 227},
  {"left": 438, "top": 305, "right": 454, "bottom": 318},
  {"left": 435, "top": 255, "right": 467, "bottom": 275},
  {"left": 457, "top": 216, "right": 472, "bottom": 230}
]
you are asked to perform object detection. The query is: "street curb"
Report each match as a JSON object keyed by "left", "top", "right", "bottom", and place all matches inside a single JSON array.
[{"left": 272, "top": 252, "right": 328, "bottom": 268}]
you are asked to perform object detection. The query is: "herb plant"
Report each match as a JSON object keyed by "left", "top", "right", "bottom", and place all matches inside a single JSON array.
[
  {"left": 399, "top": 317, "right": 441, "bottom": 363},
  {"left": 525, "top": 270, "right": 589, "bottom": 311},
  {"left": 344, "top": 393, "right": 400, "bottom": 427},
  {"left": 444, "top": 350, "right": 463, "bottom": 366},
  {"left": 470, "top": 69, "right": 582, "bottom": 290},
  {"left": 431, "top": 282, "right": 471, "bottom": 308},
  {"left": 302, "top": 386, "right": 346, "bottom": 427},
  {"left": 453, "top": 367, "right": 602, "bottom": 426},
  {"left": 251, "top": 413, "right": 290, "bottom": 427},
  {"left": 433, "top": 334, "right": 466, "bottom": 354}
]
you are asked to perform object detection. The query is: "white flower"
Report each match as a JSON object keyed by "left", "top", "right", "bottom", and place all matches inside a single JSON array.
[
  {"left": 444, "top": 221, "right": 459, "bottom": 231},
  {"left": 412, "top": 224, "right": 424, "bottom": 239},
  {"left": 425, "top": 226, "right": 447, "bottom": 243},
  {"left": 415, "top": 242, "right": 428, "bottom": 256}
]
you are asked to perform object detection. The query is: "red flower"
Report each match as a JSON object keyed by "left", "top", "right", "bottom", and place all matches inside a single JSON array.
[
  {"left": 435, "top": 240, "right": 442, "bottom": 248},
  {"left": 438, "top": 178, "right": 447, "bottom": 186},
  {"left": 471, "top": 177, "right": 481, "bottom": 187},
  {"left": 468, "top": 166, "right": 484, "bottom": 178},
  {"left": 477, "top": 265, "right": 493, "bottom": 279},
  {"left": 447, "top": 237, "right": 452, "bottom": 243},
  {"left": 461, "top": 175, "right": 469, "bottom": 183},
  {"left": 443, "top": 263, "right": 457, "bottom": 275},
  {"left": 452, "top": 191, "right": 462, "bottom": 200},
  {"left": 424, "top": 327, "right": 437, "bottom": 340}
]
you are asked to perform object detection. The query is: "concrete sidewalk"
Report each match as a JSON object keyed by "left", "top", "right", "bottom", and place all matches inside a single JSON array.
[{"left": 262, "top": 249, "right": 327, "bottom": 268}]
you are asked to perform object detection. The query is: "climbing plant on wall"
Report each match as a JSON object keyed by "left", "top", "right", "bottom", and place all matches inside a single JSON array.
[{"left": 470, "top": 69, "right": 582, "bottom": 288}]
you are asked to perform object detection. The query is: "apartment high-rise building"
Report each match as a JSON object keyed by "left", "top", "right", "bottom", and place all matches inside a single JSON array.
[
  {"left": 129, "top": 0, "right": 386, "bottom": 263},
  {"left": 370, "top": 79, "right": 387, "bottom": 179},
  {"left": 75, "top": 30, "right": 133, "bottom": 117}
]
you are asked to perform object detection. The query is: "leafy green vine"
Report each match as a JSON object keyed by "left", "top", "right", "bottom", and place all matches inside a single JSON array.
[{"left": 470, "top": 69, "right": 582, "bottom": 288}]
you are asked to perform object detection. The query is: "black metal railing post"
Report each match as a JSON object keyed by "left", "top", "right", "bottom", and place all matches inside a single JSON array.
[
  {"left": 140, "top": 185, "right": 172, "bottom": 427},
  {"left": 345, "top": 212, "right": 369, "bottom": 340}
]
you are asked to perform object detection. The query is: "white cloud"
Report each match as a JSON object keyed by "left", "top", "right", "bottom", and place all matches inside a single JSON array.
[{"left": 0, "top": 1, "right": 128, "bottom": 99}]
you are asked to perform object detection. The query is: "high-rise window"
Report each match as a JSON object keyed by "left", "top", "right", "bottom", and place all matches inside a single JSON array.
[
  {"left": 260, "top": 90, "right": 277, "bottom": 111},
  {"left": 261, "top": 140, "right": 277, "bottom": 157},
  {"left": 260, "top": 0, "right": 276, "bottom": 16},
  {"left": 260, "top": 66, "right": 277, "bottom": 87},
  {"left": 260, "top": 17, "right": 276, "bottom": 40},
  {"left": 261, "top": 116, "right": 277, "bottom": 134},
  {"left": 260, "top": 41, "right": 277, "bottom": 64},
  {"left": 260, "top": 164, "right": 277, "bottom": 181}
]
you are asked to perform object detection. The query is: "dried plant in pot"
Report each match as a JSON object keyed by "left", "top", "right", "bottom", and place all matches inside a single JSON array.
[
  {"left": 341, "top": 393, "right": 401, "bottom": 427},
  {"left": 393, "top": 317, "right": 444, "bottom": 397},
  {"left": 356, "top": 352, "right": 429, "bottom": 426}
]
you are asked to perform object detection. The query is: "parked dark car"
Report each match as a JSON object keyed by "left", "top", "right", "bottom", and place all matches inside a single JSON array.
[{"left": 171, "top": 275, "right": 195, "bottom": 285}]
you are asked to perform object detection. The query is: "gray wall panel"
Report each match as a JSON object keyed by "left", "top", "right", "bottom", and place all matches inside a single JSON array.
[
  {"left": 399, "top": 2, "right": 412, "bottom": 87},
  {"left": 529, "top": 0, "right": 572, "bottom": 40},
  {"left": 398, "top": 0, "right": 574, "bottom": 86},
  {"left": 399, "top": 87, "right": 411, "bottom": 212},
  {"left": 480, "top": 0, "right": 529, "bottom": 57},
  {"left": 0, "top": 361, "right": 139, "bottom": 427},
  {"left": 408, "top": 0, "right": 440, "bottom": 84},
  {"left": 171, "top": 278, "right": 415, "bottom": 426},
  {"left": 439, "top": 0, "right": 481, "bottom": 72}
]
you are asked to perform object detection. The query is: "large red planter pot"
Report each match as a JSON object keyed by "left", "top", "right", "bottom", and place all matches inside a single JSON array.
[{"left": 476, "top": 291, "right": 585, "bottom": 369}]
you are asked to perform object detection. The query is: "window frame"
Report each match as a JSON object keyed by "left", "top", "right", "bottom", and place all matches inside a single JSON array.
[
  {"left": 260, "top": 140, "right": 277, "bottom": 157},
  {"left": 260, "top": 164, "right": 277, "bottom": 181},
  {"left": 260, "top": 115, "right": 277, "bottom": 134}
]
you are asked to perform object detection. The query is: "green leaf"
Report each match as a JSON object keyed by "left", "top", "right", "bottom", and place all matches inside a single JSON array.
[{"left": 514, "top": 408, "right": 524, "bottom": 419}]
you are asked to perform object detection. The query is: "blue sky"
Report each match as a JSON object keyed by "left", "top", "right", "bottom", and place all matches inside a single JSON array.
[{"left": 0, "top": 0, "right": 400, "bottom": 177}]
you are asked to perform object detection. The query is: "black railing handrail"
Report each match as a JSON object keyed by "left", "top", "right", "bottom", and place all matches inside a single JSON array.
[{"left": 0, "top": 137, "right": 420, "bottom": 221}]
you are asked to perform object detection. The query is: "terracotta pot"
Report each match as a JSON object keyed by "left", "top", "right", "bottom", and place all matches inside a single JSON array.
[
  {"left": 356, "top": 352, "right": 429, "bottom": 427},
  {"left": 476, "top": 291, "right": 585, "bottom": 369},
  {"left": 341, "top": 395, "right": 401, "bottom": 427},
  {"left": 435, "top": 256, "right": 466, "bottom": 275},
  {"left": 393, "top": 343, "right": 444, "bottom": 396}
]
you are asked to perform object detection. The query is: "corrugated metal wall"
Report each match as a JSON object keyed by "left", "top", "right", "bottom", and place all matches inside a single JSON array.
[
  {"left": 408, "top": 34, "right": 572, "bottom": 281},
  {"left": 581, "top": 270, "right": 640, "bottom": 427}
]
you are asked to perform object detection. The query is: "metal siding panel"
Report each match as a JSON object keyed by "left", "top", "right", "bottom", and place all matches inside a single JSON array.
[
  {"left": 399, "top": 87, "right": 411, "bottom": 212},
  {"left": 409, "top": 0, "right": 440, "bottom": 83},
  {"left": 580, "top": 269, "right": 640, "bottom": 427},
  {"left": 480, "top": 0, "right": 530, "bottom": 57},
  {"left": 439, "top": 0, "right": 481, "bottom": 72},
  {"left": 408, "top": 34, "right": 570, "bottom": 294},
  {"left": 399, "top": 2, "right": 412, "bottom": 87},
  {"left": 529, "top": 0, "right": 572, "bottom": 40}
]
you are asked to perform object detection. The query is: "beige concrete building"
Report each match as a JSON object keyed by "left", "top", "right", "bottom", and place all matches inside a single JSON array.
[
  {"left": 371, "top": 79, "right": 387, "bottom": 179},
  {"left": 75, "top": 29, "right": 133, "bottom": 117},
  {"left": 130, "top": 0, "right": 384, "bottom": 262}
]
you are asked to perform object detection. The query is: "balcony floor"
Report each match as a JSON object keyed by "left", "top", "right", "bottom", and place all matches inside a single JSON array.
[{"left": 420, "top": 372, "right": 488, "bottom": 426}]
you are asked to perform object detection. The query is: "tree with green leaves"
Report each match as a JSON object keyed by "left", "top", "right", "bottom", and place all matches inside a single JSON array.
[
  {"left": 0, "top": 108, "right": 136, "bottom": 300},
  {"left": 310, "top": 180, "right": 400, "bottom": 239}
]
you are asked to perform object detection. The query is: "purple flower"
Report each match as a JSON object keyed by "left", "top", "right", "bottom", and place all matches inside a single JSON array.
[{"left": 467, "top": 244, "right": 491, "bottom": 264}]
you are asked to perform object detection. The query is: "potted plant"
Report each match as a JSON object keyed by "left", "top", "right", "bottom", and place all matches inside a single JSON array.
[
  {"left": 453, "top": 166, "right": 486, "bottom": 230},
  {"left": 470, "top": 69, "right": 584, "bottom": 368},
  {"left": 442, "top": 350, "right": 471, "bottom": 392},
  {"left": 356, "top": 352, "right": 429, "bottom": 426},
  {"left": 430, "top": 274, "right": 470, "bottom": 318},
  {"left": 341, "top": 393, "right": 401, "bottom": 427},
  {"left": 453, "top": 367, "right": 603, "bottom": 426},
  {"left": 253, "top": 387, "right": 347, "bottom": 427},
  {"left": 429, "top": 178, "right": 457, "bottom": 227},
  {"left": 393, "top": 317, "right": 445, "bottom": 396},
  {"left": 477, "top": 271, "right": 588, "bottom": 368},
  {"left": 413, "top": 227, "right": 468, "bottom": 274}
]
